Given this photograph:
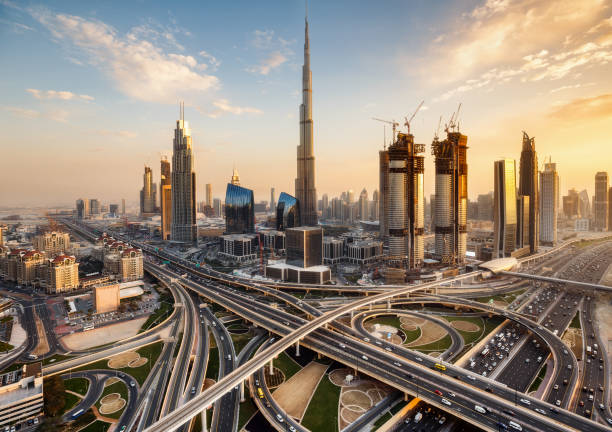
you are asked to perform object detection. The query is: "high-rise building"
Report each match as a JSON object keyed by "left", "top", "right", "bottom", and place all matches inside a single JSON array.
[
  {"left": 321, "top": 193, "right": 329, "bottom": 218},
  {"left": 270, "top": 187, "right": 276, "bottom": 212},
  {"left": 45, "top": 254, "right": 79, "bottom": 294},
  {"left": 494, "top": 159, "right": 517, "bottom": 258},
  {"left": 594, "top": 172, "right": 609, "bottom": 231},
  {"left": 171, "top": 103, "right": 197, "bottom": 243},
  {"left": 518, "top": 132, "right": 539, "bottom": 253},
  {"left": 385, "top": 132, "right": 425, "bottom": 268},
  {"left": 432, "top": 129, "right": 468, "bottom": 264},
  {"left": 286, "top": 226, "right": 323, "bottom": 268},
  {"left": 276, "top": 192, "right": 300, "bottom": 231},
  {"left": 206, "top": 183, "right": 212, "bottom": 207},
  {"left": 76, "top": 199, "right": 87, "bottom": 219},
  {"left": 539, "top": 161, "right": 559, "bottom": 245},
  {"left": 225, "top": 183, "right": 254, "bottom": 234},
  {"left": 578, "top": 190, "right": 590, "bottom": 219},
  {"left": 109, "top": 204, "right": 119, "bottom": 217},
  {"left": 477, "top": 192, "right": 494, "bottom": 221},
  {"left": 608, "top": 187, "right": 612, "bottom": 231},
  {"left": 562, "top": 189, "right": 580, "bottom": 219},
  {"left": 121, "top": 198, "right": 126, "bottom": 215},
  {"left": 295, "top": 17, "right": 318, "bottom": 226},
  {"left": 379, "top": 149, "right": 390, "bottom": 241},
  {"left": 90, "top": 199, "right": 100, "bottom": 215},
  {"left": 140, "top": 166, "right": 157, "bottom": 216},
  {"left": 160, "top": 157, "right": 172, "bottom": 240},
  {"left": 516, "top": 195, "right": 530, "bottom": 249},
  {"left": 371, "top": 189, "right": 379, "bottom": 221},
  {"left": 213, "top": 198, "right": 222, "bottom": 218},
  {"left": 33, "top": 231, "right": 71, "bottom": 258},
  {"left": 358, "top": 188, "right": 368, "bottom": 220}
]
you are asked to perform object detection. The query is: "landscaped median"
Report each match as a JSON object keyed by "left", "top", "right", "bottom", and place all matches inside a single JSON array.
[{"left": 96, "top": 378, "right": 128, "bottom": 419}]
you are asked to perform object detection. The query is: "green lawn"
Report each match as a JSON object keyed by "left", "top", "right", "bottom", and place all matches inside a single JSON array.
[
  {"left": 443, "top": 316, "right": 485, "bottom": 345},
  {"left": 402, "top": 327, "right": 422, "bottom": 344},
  {"left": 42, "top": 353, "right": 74, "bottom": 366},
  {"left": 366, "top": 315, "right": 402, "bottom": 329},
  {"left": 61, "top": 391, "right": 81, "bottom": 415},
  {"left": 139, "top": 295, "right": 173, "bottom": 333},
  {"left": 570, "top": 311, "right": 581, "bottom": 329},
  {"left": 528, "top": 363, "right": 548, "bottom": 392},
  {"left": 372, "top": 412, "right": 392, "bottom": 430},
  {"left": 206, "top": 347, "right": 219, "bottom": 379},
  {"left": 232, "top": 333, "right": 252, "bottom": 355},
  {"left": 79, "top": 420, "right": 112, "bottom": 432},
  {"left": 96, "top": 379, "right": 128, "bottom": 419},
  {"left": 0, "top": 341, "right": 14, "bottom": 351},
  {"left": 390, "top": 401, "right": 406, "bottom": 415},
  {"left": 411, "top": 334, "right": 452, "bottom": 352},
  {"left": 64, "top": 377, "right": 90, "bottom": 395},
  {"left": 302, "top": 373, "right": 340, "bottom": 432},
  {"left": 238, "top": 398, "right": 258, "bottom": 430},
  {"left": 273, "top": 352, "right": 301, "bottom": 380}
]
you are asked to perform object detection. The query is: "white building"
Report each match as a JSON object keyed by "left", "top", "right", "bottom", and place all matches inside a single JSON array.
[
  {"left": 539, "top": 162, "right": 559, "bottom": 245},
  {"left": 0, "top": 364, "right": 43, "bottom": 427}
]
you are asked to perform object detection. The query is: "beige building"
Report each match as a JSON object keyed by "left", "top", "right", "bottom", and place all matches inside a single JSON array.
[
  {"left": 0, "top": 225, "right": 5, "bottom": 246},
  {"left": 15, "top": 250, "right": 46, "bottom": 286},
  {"left": 93, "top": 283, "right": 120, "bottom": 313},
  {"left": 0, "top": 363, "right": 43, "bottom": 427},
  {"left": 120, "top": 248, "right": 143, "bottom": 282},
  {"left": 32, "top": 231, "right": 71, "bottom": 257},
  {"left": 45, "top": 255, "right": 79, "bottom": 294}
]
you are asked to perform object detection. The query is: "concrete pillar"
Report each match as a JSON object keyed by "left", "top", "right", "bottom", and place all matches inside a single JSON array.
[
  {"left": 269, "top": 359, "right": 274, "bottom": 375},
  {"left": 350, "top": 310, "right": 354, "bottom": 319},
  {"left": 295, "top": 340, "right": 300, "bottom": 357},
  {"left": 240, "top": 380, "right": 245, "bottom": 402},
  {"left": 202, "top": 409, "right": 207, "bottom": 432},
  {"left": 404, "top": 393, "right": 409, "bottom": 401},
  {"left": 387, "top": 300, "right": 391, "bottom": 309}
]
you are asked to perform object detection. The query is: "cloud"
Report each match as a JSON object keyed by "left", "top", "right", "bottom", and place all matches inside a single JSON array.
[
  {"left": 4, "top": 106, "right": 68, "bottom": 122},
  {"left": 247, "top": 29, "right": 293, "bottom": 75},
  {"left": 94, "top": 130, "right": 138, "bottom": 138},
  {"left": 199, "top": 50, "right": 221, "bottom": 70},
  {"left": 29, "top": 8, "right": 219, "bottom": 103},
  {"left": 197, "top": 99, "right": 262, "bottom": 118},
  {"left": 247, "top": 51, "right": 287, "bottom": 75},
  {"left": 425, "top": 0, "right": 610, "bottom": 88},
  {"left": 26, "top": 88, "right": 94, "bottom": 101},
  {"left": 0, "top": 18, "right": 34, "bottom": 33},
  {"left": 548, "top": 93, "right": 612, "bottom": 121},
  {"left": 549, "top": 82, "right": 595, "bottom": 94}
]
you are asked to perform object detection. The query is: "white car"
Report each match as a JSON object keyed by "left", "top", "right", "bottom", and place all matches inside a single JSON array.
[
  {"left": 441, "top": 398, "right": 451, "bottom": 406},
  {"left": 520, "top": 398, "right": 530, "bottom": 405},
  {"left": 415, "top": 357, "right": 423, "bottom": 362}
]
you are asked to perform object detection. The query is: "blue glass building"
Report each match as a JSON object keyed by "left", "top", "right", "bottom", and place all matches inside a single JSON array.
[
  {"left": 225, "top": 183, "right": 255, "bottom": 234},
  {"left": 276, "top": 192, "right": 300, "bottom": 231}
]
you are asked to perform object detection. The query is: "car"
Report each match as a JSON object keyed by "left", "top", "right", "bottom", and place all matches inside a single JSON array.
[
  {"left": 467, "top": 375, "right": 476, "bottom": 381},
  {"left": 535, "top": 408, "right": 546, "bottom": 415},
  {"left": 553, "top": 384, "right": 559, "bottom": 390},
  {"left": 434, "top": 390, "right": 443, "bottom": 396},
  {"left": 563, "top": 379, "right": 568, "bottom": 385},
  {"left": 502, "top": 409, "right": 516, "bottom": 416},
  {"left": 191, "top": 386, "right": 196, "bottom": 395},
  {"left": 607, "top": 418, "right": 612, "bottom": 425},
  {"left": 520, "top": 398, "right": 531, "bottom": 405},
  {"left": 439, "top": 416, "right": 446, "bottom": 424},
  {"left": 362, "top": 355, "right": 368, "bottom": 360},
  {"left": 600, "top": 403, "right": 605, "bottom": 410},
  {"left": 393, "top": 361, "right": 402, "bottom": 367},
  {"left": 441, "top": 398, "right": 451, "bottom": 406},
  {"left": 276, "top": 414, "right": 284, "bottom": 423},
  {"left": 339, "top": 343, "right": 346, "bottom": 349},
  {"left": 448, "top": 392, "right": 456, "bottom": 397},
  {"left": 555, "top": 400, "right": 561, "bottom": 406},
  {"left": 579, "top": 401, "right": 584, "bottom": 407},
  {"left": 363, "top": 337, "right": 370, "bottom": 342},
  {"left": 415, "top": 357, "right": 423, "bottom": 362},
  {"left": 119, "top": 427, "right": 126, "bottom": 432},
  {"left": 289, "top": 427, "right": 296, "bottom": 432},
  {"left": 130, "top": 381, "right": 135, "bottom": 387},
  {"left": 385, "top": 346, "right": 392, "bottom": 351}
]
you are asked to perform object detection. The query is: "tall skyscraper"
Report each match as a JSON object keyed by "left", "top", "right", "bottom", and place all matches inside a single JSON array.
[
  {"left": 594, "top": 172, "right": 609, "bottom": 231},
  {"left": 270, "top": 187, "right": 276, "bottom": 212},
  {"left": 518, "top": 132, "right": 539, "bottom": 254},
  {"left": 539, "top": 161, "right": 559, "bottom": 245},
  {"left": 89, "top": 199, "right": 100, "bottom": 215},
  {"left": 477, "top": 192, "right": 494, "bottom": 221},
  {"left": 608, "top": 187, "right": 612, "bottom": 232},
  {"left": 371, "top": 189, "right": 379, "bottom": 221},
  {"left": 171, "top": 103, "right": 197, "bottom": 243},
  {"left": 76, "top": 199, "right": 87, "bottom": 219},
  {"left": 231, "top": 167, "right": 240, "bottom": 186},
  {"left": 385, "top": 132, "right": 425, "bottom": 268},
  {"left": 295, "top": 17, "right": 318, "bottom": 226},
  {"left": 121, "top": 198, "right": 125, "bottom": 215},
  {"left": 160, "top": 158, "right": 172, "bottom": 240},
  {"left": 206, "top": 183, "right": 212, "bottom": 207},
  {"left": 562, "top": 189, "right": 580, "bottom": 219},
  {"left": 578, "top": 189, "right": 590, "bottom": 219},
  {"left": 516, "top": 195, "right": 530, "bottom": 249},
  {"left": 494, "top": 159, "right": 517, "bottom": 258},
  {"left": 140, "top": 166, "right": 157, "bottom": 216},
  {"left": 358, "top": 188, "right": 368, "bottom": 220},
  {"left": 432, "top": 129, "right": 468, "bottom": 265}
]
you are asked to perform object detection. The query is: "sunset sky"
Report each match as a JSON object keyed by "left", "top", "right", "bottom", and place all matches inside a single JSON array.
[{"left": 1, "top": 0, "right": 611, "bottom": 207}]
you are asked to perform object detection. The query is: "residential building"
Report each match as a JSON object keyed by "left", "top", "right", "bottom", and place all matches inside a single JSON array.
[
  {"left": 516, "top": 195, "right": 530, "bottom": 249},
  {"left": 89, "top": 199, "right": 100, "bottom": 215},
  {"left": 206, "top": 183, "right": 212, "bottom": 207},
  {"left": 45, "top": 254, "right": 79, "bottom": 294},
  {"left": 171, "top": 102, "right": 197, "bottom": 243},
  {"left": 323, "top": 237, "right": 344, "bottom": 265},
  {"left": 120, "top": 248, "right": 144, "bottom": 282},
  {"left": 562, "top": 189, "right": 580, "bottom": 219},
  {"left": 32, "top": 231, "right": 70, "bottom": 257},
  {"left": 347, "top": 240, "right": 383, "bottom": 265},
  {"left": 477, "top": 192, "right": 494, "bottom": 221},
  {"left": 76, "top": 198, "right": 89, "bottom": 219},
  {"left": 219, "top": 234, "right": 258, "bottom": 262},
  {"left": 270, "top": 187, "right": 276, "bottom": 212},
  {"left": 15, "top": 250, "right": 46, "bottom": 286},
  {"left": 358, "top": 188, "right": 368, "bottom": 220},
  {"left": 539, "top": 161, "right": 559, "bottom": 245},
  {"left": 213, "top": 198, "right": 222, "bottom": 218}
]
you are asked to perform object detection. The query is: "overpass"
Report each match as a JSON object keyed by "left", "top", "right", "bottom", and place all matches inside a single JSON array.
[{"left": 501, "top": 271, "right": 612, "bottom": 292}]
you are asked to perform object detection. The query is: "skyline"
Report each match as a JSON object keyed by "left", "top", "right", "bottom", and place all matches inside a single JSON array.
[{"left": 1, "top": 0, "right": 612, "bottom": 207}]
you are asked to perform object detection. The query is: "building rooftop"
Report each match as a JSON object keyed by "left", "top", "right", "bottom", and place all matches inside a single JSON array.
[
  {"left": 479, "top": 257, "right": 518, "bottom": 273},
  {"left": 267, "top": 262, "right": 330, "bottom": 272},
  {"left": 221, "top": 234, "right": 256, "bottom": 241},
  {"left": 287, "top": 226, "right": 322, "bottom": 232}
]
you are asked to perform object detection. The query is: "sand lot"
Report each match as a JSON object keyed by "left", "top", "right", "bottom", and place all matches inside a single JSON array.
[
  {"left": 451, "top": 320, "right": 481, "bottom": 332},
  {"left": 99, "top": 392, "right": 126, "bottom": 415},
  {"left": 32, "top": 312, "right": 50, "bottom": 356},
  {"left": 272, "top": 361, "right": 328, "bottom": 420},
  {"left": 61, "top": 317, "right": 147, "bottom": 351},
  {"left": 406, "top": 321, "right": 447, "bottom": 347}
]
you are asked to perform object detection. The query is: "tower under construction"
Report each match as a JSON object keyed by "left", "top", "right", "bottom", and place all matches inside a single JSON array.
[
  {"left": 432, "top": 126, "right": 468, "bottom": 265},
  {"left": 385, "top": 132, "right": 425, "bottom": 269}
]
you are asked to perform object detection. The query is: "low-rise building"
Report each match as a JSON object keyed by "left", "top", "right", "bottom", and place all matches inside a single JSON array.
[
  {"left": 262, "top": 230, "right": 286, "bottom": 254},
  {"left": 346, "top": 240, "right": 383, "bottom": 265},
  {"left": 219, "top": 234, "right": 258, "bottom": 262},
  {"left": 93, "top": 283, "right": 120, "bottom": 314},
  {"left": 0, "top": 363, "right": 43, "bottom": 428},
  {"left": 265, "top": 262, "right": 331, "bottom": 284},
  {"left": 323, "top": 237, "right": 345, "bottom": 265},
  {"left": 574, "top": 218, "right": 589, "bottom": 232}
]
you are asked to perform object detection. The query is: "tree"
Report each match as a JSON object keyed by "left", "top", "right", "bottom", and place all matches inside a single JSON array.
[{"left": 43, "top": 375, "right": 66, "bottom": 417}]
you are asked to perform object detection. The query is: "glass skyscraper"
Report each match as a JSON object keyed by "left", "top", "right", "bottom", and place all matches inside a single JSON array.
[
  {"left": 225, "top": 183, "right": 254, "bottom": 234},
  {"left": 276, "top": 192, "right": 300, "bottom": 231}
]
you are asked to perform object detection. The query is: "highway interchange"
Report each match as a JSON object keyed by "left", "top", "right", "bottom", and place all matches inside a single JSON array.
[{"left": 37, "top": 218, "right": 612, "bottom": 432}]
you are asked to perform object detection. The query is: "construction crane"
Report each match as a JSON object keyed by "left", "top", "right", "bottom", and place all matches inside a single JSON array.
[
  {"left": 433, "top": 115, "right": 442, "bottom": 141},
  {"left": 404, "top": 100, "right": 424, "bottom": 135},
  {"left": 445, "top": 102, "right": 462, "bottom": 133},
  {"left": 372, "top": 118, "right": 399, "bottom": 146}
]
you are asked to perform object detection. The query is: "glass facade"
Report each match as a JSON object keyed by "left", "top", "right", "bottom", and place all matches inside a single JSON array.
[
  {"left": 286, "top": 226, "right": 323, "bottom": 268},
  {"left": 276, "top": 192, "right": 300, "bottom": 231},
  {"left": 225, "top": 183, "right": 255, "bottom": 234}
]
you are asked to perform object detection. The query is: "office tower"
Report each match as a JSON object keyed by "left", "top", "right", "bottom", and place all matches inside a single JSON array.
[
  {"left": 321, "top": 193, "right": 329, "bottom": 217},
  {"left": 608, "top": 187, "right": 612, "bottom": 231},
  {"left": 121, "top": 198, "right": 126, "bottom": 215},
  {"left": 90, "top": 199, "right": 100, "bottom": 215},
  {"left": 379, "top": 150, "right": 389, "bottom": 240},
  {"left": 468, "top": 199, "right": 479, "bottom": 220},
  {"left": 594, "top": 172, "right": 609, "bottom": 231},
  {"left": 578, "top": 190, "right": 590, "bottom": 219},
  {"left": 539, "top": 161, "right": 559, "bottom": 244},
  {"left": 76, "top": 199, "right": 86, "bottom": 219},
  {"left": 109, "top": 204, "right": 118, "bottom": 217},
  {"left": 385, "top": 132, "right": 425, "bottom": 268},
  {"left": 231, "top": 167, "right": 240, "bottom": 186},
  {"left": 286, "top": 226, "right": 323, "bottom": 268},
  {"left": 432, "top": 129, "right": 468, "bottom": 264},
  {"left": 562, "top": 189, "right": 580, "bottom": 219},
  {"left": 213, "top": 198, "right": 222, "bottom": 218},
  {"left": 477, "top": 192, "right": 494, "bottom": 221},
  {"left": 346, "top": 190, "right": 355, "bottom": 204},
  {"left": 276, "top": 192, "right": 300, "bottom": 231},
  {"left": 295, "top": 17, "right": 318, "bottom": 226},
  {"left": 494, "top": 159, "right": 517, "bottom": 257},
  {"left": 225, "top": 183, "right": 254, "bottom": 234},
  {"left": 160, "top": 158, "right": 172, "bottom": 240},
  {"left": 516, "top": 195, "right": 530, "bottom": 249},
  {"left": 205, "top": 183, "right": 212, "bottom": 207},
  {"left": 140, "top": 166, "right": 157, "bottom": 216},
  {"left": 358, "top": 188, "right": 368, "bottom": 220},
  {"left": 171, "top": 102, "right": 197, "bottom": 243},
  {"left": 270, "top": 187, "right": 276, "bottom": 212},
  {"left": 518, "top": 132, "right": 539, "bottom": 253}
]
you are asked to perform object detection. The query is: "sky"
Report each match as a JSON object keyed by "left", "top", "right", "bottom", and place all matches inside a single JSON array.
[{"left": 1, "top": 0, "right": 611, "bottom": 208}]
